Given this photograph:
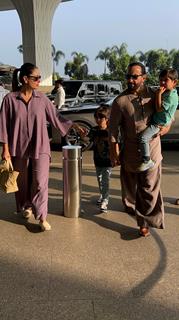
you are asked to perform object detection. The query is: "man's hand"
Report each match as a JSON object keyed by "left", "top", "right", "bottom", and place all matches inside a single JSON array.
[
  {"left": 110, "top": 155, "right": 120, "bottom": 168},
  {"left": 110, "top": 142, "right": 120, "bottom": 167}
]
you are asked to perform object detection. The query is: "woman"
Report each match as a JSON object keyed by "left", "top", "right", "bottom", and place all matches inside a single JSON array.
[{"left": 0, "top": 63, "right": 81, "bottom": 231}]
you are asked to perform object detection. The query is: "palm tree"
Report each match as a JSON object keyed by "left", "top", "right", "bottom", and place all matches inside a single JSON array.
[
  {"left": 111, "top": 43, "right": 128, "bottom": 57},
  {"left": 51, "top": 44, "right": 65, "bottom": 77},
  {"left": 17, "top": 44, "right": 65, "bottom": 81},
  {"left": 71, "top": 52, "right": 89, "bottom": 79},
  {"left": 71, "top": 52, "right": 89, "bottom": 65},
  {"left": 135, "top": 50, "right": 147, "bottom": 65},
  {"left": 64, "top": 52, "right": 89, "bottom": 79},
  {"left": 95, "top": 47, "right": 111, "bottom": 74}
]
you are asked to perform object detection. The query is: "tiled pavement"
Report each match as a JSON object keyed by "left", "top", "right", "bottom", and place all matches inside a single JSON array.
[{"left": 0, "top": 149, "right": 179, "bottom": 319}]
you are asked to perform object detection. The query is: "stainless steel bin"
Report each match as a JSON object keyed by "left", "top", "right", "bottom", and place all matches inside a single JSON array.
[{"left": 62, "top": 146, "right": 82, "bottom": 218}]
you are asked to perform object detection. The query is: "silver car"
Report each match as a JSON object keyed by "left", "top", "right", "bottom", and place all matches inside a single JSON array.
[
  {"left": 51, "top": 100, "right": 111, "bottom": 151},
  {"left": 51, "top": 93, "right": 179, "bottom": 151}
]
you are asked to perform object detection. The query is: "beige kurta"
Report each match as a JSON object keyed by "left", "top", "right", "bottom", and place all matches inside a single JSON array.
[{"left": 109, "top": 86, "right": 164, "bottom": 229}]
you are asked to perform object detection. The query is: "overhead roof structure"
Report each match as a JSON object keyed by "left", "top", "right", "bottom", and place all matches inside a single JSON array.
[{"left": 0, "top": 0, "right": 72, "bottom": 85}]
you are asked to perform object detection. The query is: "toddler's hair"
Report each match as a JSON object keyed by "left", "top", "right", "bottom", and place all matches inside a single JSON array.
[{"left": 159, "top": 68, "right": 178, "bottom": 81}]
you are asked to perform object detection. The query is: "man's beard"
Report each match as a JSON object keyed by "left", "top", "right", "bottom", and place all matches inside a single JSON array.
[
  {"left": 127, "top": 83, "right": 135, "bottom": 91},
  {"left": 127, "top": 82, "right": 143, "bottom": 93}
]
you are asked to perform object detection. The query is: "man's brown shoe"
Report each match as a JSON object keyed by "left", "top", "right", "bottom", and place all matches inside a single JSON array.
[{"left": 139, "top": 227, "right": 150, "bottom": 237}]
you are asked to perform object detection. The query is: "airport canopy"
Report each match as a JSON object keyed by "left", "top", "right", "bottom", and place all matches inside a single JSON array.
[{"left": 0, "top": 0, "right": 72, "bottom": 86}]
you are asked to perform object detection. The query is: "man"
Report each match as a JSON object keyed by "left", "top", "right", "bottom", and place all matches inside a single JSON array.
[
  {"left": 0, "top": 81, "right": 9, "bottom": 110},
  {"left": 53, "top": 79, "right": 65, "bottom": 109},
  {"left": 109, "top": 62, "right": 168, "bottom": 237}
]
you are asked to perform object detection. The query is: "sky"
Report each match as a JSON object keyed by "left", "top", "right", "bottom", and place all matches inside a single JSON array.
[{"left": 0, "top": 0, "right": 179, "bottom": 77}]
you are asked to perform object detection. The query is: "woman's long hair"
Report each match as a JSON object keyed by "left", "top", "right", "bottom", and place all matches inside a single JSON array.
[{"left": 12, "top": 62, "right": 37, "bottom": 92}]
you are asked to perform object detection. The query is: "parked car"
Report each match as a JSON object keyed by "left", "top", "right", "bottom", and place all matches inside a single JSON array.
[
  {"left": 48, "top": 80, "right": 122, "bottom": 107},
  {"left": 51, "top": 99, "right": 114, "bottom": 151},
  {"left": 50, "top": 89, "right": 179, "bottom": 151}
]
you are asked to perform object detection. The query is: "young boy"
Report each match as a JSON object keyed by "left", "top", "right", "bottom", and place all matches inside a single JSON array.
[
  {"left": 88, "top": 105, "right": 112, "bottom": 213},
  {"left": 138, "top": 68, "right": 178, "bottom": 171}
]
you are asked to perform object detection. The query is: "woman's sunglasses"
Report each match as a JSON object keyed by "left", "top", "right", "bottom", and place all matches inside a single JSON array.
[{"left": 28, "top": 75, "right": 41, "bottom": 81}]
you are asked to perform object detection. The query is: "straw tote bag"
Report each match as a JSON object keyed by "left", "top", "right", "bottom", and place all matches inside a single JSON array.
[{"left": 0, "top": 159, "right": 19, "bottom": 193}]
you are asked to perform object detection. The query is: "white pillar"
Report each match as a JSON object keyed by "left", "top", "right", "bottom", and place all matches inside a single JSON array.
[{"left": 11, "top": 0, "right": 63, "bottom": 85}]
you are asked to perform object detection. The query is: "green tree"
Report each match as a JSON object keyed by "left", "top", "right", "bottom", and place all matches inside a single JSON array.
[
  {"left": 172, "top": 51, "right": 179, "bottom": 74},
  {"left": 135, "top": 50, "right": 147, "bottom": 65},
  {"left": 106, "top": 43, "right": 131, "bottom": 87},
  {"left": 64, "top": 52, "right": 89, "bottom": 79},
  {"left": 95, "top": 47, "right": 111, "bottom": 74},
  {"left": 51, "top": 44, "right": 65, "bottom": 80},
  {"left": 144, "top": 49, "right": 170, "bottom": 84},
  {"left": 111, "top": 42, "right": 128, "bottom": 57}
]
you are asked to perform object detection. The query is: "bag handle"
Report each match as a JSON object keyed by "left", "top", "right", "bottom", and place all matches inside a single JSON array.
[{"left": 6, "top": 159, "right": 14, "bottom": 171}]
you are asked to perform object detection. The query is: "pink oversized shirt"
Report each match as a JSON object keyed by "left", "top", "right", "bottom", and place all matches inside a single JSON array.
[{"left": 0, "top": 90, "right": 72, "bottom": 159}]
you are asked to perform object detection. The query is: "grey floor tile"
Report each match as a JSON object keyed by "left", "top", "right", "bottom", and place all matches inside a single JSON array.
[
  {"left": 0, "top": 302, "right": 52, "bottom": 320},
  {"left": 94, "top": 298, "right": 179, "bottom": 320},
  {"left": 52, "top": 300, "right": 94, "bottom": 320},
  {"left": 0, "top": 271, "right": 50, "bottom": 303}
]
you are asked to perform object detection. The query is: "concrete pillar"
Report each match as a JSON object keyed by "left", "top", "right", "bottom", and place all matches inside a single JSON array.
[{"left": 11, "top": 0, "right": 63, "bottom": 85}]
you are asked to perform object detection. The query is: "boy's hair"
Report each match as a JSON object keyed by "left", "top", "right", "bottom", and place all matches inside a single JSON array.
[
  {"left": 159, "top": 68, "right": 178, "bottom": 81},
  {"left": 94, "top": 104, "right": 110, "bottom": 119}
]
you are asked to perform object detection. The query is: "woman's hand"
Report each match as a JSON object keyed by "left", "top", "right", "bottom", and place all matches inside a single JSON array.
[
  {"left": 1, "top": 144, "right": 11, "bottom": 160},
  {"left": 72, "top": 123, "right": 87, "bottom": 136}
]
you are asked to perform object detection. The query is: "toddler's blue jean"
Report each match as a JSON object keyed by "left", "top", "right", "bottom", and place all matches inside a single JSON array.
[
  {"left": 95, "top": 166, "right": 112, "bottom": 201},
  {"left": 139, "top": 124, "right": 160, "bottom": 160}
]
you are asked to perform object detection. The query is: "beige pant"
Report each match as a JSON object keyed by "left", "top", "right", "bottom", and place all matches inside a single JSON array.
[{"left": 120, "top": 163, "right": 164, "bottom": 229}]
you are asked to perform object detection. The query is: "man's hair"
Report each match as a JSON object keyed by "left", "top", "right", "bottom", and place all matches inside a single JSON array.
[
  {"left": 159, "top": 68, "right": 178, "bottom": 81},
  {"left": 128, "top": 62, "right": 146, "bottom": 75},
  {"left": 94, "top": 105, "right": 110, "bottom": 119},
  {"left": 0, "top": 80, "right": 4, "bottom": 86},
  {"left": 55, "top": 79, "right": 64, "bottom": 85}
]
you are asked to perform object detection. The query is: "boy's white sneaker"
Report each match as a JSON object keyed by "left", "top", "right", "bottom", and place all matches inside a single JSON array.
[
  {"left": 97, "top": 195, "right": 102, "bottom": 206},
  {"left": 39, "top": 220, "right": 51, "bottom": 231},
  {"left": 100, "top": 199, "right": 108, "bottom": 213},
  {"left": 23, "top": 208, "right": 32, "bottom": 219}
]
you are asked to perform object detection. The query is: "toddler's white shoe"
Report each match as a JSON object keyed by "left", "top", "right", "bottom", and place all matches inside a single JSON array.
[{"left": 138, "top": 159, "right": 155, "bottom": 172}]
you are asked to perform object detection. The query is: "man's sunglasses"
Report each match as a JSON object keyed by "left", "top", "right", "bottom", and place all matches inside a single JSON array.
[
  {"left": 126, "top": 74, "right": 143, "bottom": 80},
  {"left": 28, "top": 75, "right": 41, "bottom": 81}
]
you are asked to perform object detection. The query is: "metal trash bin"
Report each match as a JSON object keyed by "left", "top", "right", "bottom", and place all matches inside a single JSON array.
[{"left": 62, "top": 146, "right": 82, "bottom": 218}]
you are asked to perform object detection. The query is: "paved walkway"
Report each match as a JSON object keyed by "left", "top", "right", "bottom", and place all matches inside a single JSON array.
[{"left": 0, "top": 150, "right": 179, "bottom": 319}]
